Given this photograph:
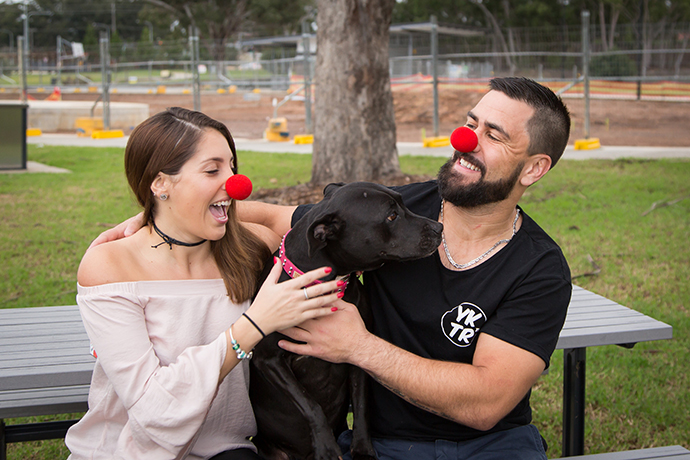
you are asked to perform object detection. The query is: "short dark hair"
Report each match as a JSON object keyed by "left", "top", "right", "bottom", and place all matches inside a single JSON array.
[{"left": 489, "top": 77, "right": 571, "bottom": 168}]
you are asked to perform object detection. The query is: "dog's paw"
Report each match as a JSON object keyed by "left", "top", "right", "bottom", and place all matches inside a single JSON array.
[{"left": 313, "top": 442, "right": 342, "bottom": 460}]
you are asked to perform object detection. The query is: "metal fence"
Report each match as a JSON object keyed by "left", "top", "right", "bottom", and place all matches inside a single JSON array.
[
  {"left": 2, "top": 12, "right": 689, "bottom": 135},
  {"left": 2, "top": 14, "right": 690, "bottom": 90}
]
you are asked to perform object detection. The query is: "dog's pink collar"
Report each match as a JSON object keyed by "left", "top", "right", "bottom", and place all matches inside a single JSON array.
[
  {"left": 279, "top": 229, "right": 309, "bottom": 280},
  {"left": 279, "top": 230, "right": 349, "bottom": 288}
]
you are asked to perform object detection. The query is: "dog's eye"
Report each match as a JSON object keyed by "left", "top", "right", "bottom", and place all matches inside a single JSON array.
[{"left": 387, "top": 212, "right": 398, "bottom": 222}]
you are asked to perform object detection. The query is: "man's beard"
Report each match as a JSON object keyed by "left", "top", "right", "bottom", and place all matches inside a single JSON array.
[{"left": 437, "top": 152, "right": 524, "bottom": 208}]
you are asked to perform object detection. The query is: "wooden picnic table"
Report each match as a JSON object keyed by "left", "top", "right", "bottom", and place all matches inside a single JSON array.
[{"left": 0, "top": 285, "right": 674, "bottom": 458}]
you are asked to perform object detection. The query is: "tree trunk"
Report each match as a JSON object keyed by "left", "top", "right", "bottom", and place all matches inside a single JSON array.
[
  {"left": 473, "top": 0, "right": 514, "bottom": 71},
  {"left": 311, "top": 0, "right": 400, "bottom": 185},
  {"left": 608, "top": 7, "right": 620, "bottom": 50},
  {"left": 599, "top": 1, "right": 608, "bottom": 51}
]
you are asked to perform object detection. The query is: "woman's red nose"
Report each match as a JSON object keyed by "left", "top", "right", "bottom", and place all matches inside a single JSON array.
[{"left": 225, "top": 174, "right": 253, "bottom": 200}]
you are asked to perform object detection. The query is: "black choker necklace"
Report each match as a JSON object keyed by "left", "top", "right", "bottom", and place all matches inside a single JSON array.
[{"left": 151, "top": 220, "right": 207, "bottom": 250}]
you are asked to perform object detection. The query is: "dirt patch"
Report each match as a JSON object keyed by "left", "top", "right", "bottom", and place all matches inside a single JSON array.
[
  {"left": 250, "top": 173, "right": 435, "bottom": 205},
  {"left": 103, "top": 88, "right": 690, "bottom": 204},
  {"left": 16, "top": 86, "right": 688, "bottom": 147}
]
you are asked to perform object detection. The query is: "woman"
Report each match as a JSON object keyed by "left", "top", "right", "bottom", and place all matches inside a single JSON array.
[{"left": 65, "top": 107, "right": 343, "bottom": 460}]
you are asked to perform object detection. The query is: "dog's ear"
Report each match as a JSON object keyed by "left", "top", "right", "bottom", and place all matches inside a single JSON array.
[
  {"left": 322, "top": 183, "right": 345, "bottom": 199},
  {"left": 306, "top": 213, "right": 343, "bottom": 257}
]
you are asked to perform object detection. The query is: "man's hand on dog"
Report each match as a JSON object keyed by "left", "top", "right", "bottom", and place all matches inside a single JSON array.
[{"left": 278, "top": 299, "right": 370, "bottom": 364}]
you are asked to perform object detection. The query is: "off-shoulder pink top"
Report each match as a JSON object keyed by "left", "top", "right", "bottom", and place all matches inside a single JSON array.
[{"left": 65, "top": 279, "right": 256, "bottom": 460}]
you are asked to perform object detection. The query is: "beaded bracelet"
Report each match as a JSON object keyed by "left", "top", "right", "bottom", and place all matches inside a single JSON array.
[{"left": 228, "top": 326, "right": 253, "bottom": 360}]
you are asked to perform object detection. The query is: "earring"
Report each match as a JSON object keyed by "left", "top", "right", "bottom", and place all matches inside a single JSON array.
[{"left": 160, "top": 193, "right": 168, "bottom": 201}]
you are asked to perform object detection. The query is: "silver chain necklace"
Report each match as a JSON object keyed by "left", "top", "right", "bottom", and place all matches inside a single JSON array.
[{"left": 440, "top": 201, "right": 520, "bottom": 270}]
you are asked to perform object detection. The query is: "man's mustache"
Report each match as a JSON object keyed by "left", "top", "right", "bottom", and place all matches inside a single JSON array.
[{"left": 452, "top": 150, "right": 486, "bottom": 176}]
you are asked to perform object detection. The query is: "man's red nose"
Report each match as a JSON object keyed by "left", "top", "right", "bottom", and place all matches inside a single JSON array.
[{"left": 450, "top": 127, "right": 478, "bottom": 153}]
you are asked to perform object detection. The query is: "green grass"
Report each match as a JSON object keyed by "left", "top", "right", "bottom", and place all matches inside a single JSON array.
[{"left": 1, "top": 147, "right": 688, "bottom": 458}]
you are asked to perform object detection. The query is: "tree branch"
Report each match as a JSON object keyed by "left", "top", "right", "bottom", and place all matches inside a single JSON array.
[
  {"left": 641, "top": 195, "right": 690, "bottom": 216},
  {"left": 571, "top": 254, "right": 601, "bottom": 280}
]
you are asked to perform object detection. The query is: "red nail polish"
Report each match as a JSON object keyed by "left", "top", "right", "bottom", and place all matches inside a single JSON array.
[
  {"left": 331, "top": 306, "right": 338, "bottom": 312},
  {"left": 274, "top": 256, "right": 279, "bottom": 264},
  {"left": 337, "top": 291, "right": 344, "bottom": 298},
  {"left": 324, "top": 267, "right": 333, "bottom": 274},
  {"left": 337, "top": 280, "right": 346, "bottom": 287}
]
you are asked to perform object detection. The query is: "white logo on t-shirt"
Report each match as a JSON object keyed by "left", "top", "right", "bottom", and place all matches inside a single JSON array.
[{"left": 441, "top": 302, "right": 487, "bottom": 347}]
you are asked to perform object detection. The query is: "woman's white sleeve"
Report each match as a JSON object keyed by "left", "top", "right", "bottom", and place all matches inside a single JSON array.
[{"left": 78, "top": 291, "right": 227, "bottom": 454}]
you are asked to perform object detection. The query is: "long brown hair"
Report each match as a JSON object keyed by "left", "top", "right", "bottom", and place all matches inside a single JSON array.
[{"left": 124, "top": 107, "right": 271, "bottom": 302}]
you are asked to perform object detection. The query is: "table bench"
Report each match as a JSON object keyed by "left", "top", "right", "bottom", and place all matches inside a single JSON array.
[
  {"left": 551, "top": 445, "right": 690, "bottom": 459},
  {"left": 0, "top": 286, "right": 674, "bottom": 459},
  {"left": 0, "top": 305, "right": 93, "bottom": 460},
  {"left": 557, "top": 286, "right": 673, "bottom": 456}
]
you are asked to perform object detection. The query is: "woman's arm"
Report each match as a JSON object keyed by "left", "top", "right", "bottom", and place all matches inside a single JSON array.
[
  {"left": 219, "top": 261, "right": 345, "bottom": 380},
  {"left": 78, "top": 289, "right": 229, "bottom": 453}
]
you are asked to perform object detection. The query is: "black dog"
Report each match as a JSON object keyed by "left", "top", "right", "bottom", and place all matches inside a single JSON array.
[{"left": 249, "top": 182, "right": 443, "bottom": 460}]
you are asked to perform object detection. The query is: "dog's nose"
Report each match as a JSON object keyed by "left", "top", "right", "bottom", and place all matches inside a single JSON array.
[
  {"left": 420, "top": 222, "right": 443, "bottom": 252},
  {"left": 427, "top": 221, "right": 444, "bottom": 236}
]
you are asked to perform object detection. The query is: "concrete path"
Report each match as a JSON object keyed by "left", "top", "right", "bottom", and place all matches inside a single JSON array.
[{"left": 0, "top": 161, "right": 71, "bottom": 174}]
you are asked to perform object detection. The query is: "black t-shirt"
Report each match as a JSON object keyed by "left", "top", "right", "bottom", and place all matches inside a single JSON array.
[{"left": 291, "top": 180, "right": 571, "bottom": 442}]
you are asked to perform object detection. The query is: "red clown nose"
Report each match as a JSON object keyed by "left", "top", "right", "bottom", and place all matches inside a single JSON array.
[
  {"left": 225, "top": 174, "right": 253, "bottom": 201},
  {"left": 450, "top": 126, "right": 478, "bottom": 153}
]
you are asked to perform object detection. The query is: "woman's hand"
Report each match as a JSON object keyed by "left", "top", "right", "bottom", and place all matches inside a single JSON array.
[{"left": 245, "top": 260, "right": 345, "bottom": 335}]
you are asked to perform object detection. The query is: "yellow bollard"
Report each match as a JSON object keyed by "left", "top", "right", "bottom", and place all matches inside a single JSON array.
[
  {"left": 422, "top": 137, "right": 450, "bottom": 148},
  {"left": 574, "top": 138, "right": 601, "bottom": 150},
  {"left": 75, "top": 118, "right": 104, "bottom": 137},
  {"left": 265, "top": 118, "right": 290, "bottom": 142},
  {"left": 91, "top": 130, "right": 125, "bottom": 139},
  {"left": 294, "top": 134, "right": 314, "bottom": 144}
]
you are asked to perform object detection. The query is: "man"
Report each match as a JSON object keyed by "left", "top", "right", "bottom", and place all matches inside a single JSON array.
[
  {"left": 97, "top": 77, "right": 572, "bottom": 459},
  {"left": 239, "top": 77, "right": 572, "bottom": 459}
]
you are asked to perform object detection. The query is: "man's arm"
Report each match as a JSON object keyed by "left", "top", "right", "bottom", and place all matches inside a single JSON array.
[
  {"left": 278, "top": 300, "right": 546, "bottom": 431},
  {"left": 88, "top": 213, "right": 145, "bottom": 249},
  {"left": 89, "top": 201, "right": 297, "bottom": 250},
  {"left": 236, "top": 201, "right": 297, "bottom": 237}
]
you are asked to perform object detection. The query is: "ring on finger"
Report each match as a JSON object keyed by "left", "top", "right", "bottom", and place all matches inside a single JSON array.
[{"left": 303, "top": 287, "right": 310, "bottom": 300}]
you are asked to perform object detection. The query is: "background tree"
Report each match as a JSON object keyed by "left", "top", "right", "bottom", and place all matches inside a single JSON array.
[
  {"left": 248, "top": 0, "right": 314, "bottom": 36},
  {"left": 30, "top": 0, "right": 144, "bottom": 47},
  {"left": 311, "top": 0, "right": 400, "bottom": 184},
  {"left": 392, "top": 0, "right": 479, "bottom": 24},
  {"left": 145, "top": 0, "right": 248, "bottom": 62}
]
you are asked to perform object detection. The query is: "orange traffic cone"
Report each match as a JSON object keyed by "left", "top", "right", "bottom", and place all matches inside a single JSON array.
[{"left": 45, "top": 87, "right": 62, "bottom": 101}]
